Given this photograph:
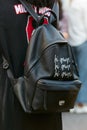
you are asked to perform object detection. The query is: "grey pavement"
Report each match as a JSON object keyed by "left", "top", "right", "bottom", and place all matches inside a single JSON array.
[{"left": 62, "top": 112, "right": 87, "bottom": 130}]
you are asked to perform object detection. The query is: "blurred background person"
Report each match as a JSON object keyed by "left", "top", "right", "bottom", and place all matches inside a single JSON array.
[
  {"left": 61, "top": 0, "right": 70, "bottom": 12},
  {"left": 67, "top": 0, "right": 87, "bottom": 113},
  {"left": 58, "top": 0, "right": 68, "bottom": 39}
]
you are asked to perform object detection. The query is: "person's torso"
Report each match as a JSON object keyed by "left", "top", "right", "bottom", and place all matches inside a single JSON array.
[
  {"left": 0, "top": 0, "right": 51, "bottom": 77},
  {"left": 67, "top": 0, "right": 87, "bottom": 46}
]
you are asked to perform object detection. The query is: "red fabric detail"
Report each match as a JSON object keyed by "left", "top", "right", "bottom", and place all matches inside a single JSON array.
[
  {"left": 43, "top": 17, "right": 48, "bottom": 24},
  {"left": 26, "top": 16, "right": 48, "bottom": 42},
  {"left": 26, "top": 16, "right": 34, "bottom": 41}
]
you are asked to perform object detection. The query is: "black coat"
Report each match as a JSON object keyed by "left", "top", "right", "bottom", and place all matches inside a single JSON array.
[{"left": 0, "top": 0, "right": 62, "bottom": 130}]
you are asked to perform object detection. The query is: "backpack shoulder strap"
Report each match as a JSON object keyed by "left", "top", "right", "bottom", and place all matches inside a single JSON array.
[
  {"left": 18, "top": 0, "right": 39, "bottom": 22},
  {"left": 50, "top": 1, "right": 59, "bottom": 22}
]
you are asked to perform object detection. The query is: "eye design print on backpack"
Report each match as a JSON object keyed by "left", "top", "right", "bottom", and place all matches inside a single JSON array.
[
  {"left": 54, "top": 55, "right": 60, "bottom": 77},
  {"left": 54, "top": 54, "right": 72, "bottom": 79}
]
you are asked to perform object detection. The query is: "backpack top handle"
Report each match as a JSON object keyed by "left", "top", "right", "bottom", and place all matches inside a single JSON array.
[{"left": 39, "top": 10, "right": 57, "bottom": 25}]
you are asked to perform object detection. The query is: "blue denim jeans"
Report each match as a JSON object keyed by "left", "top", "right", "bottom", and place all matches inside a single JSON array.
[{"left": 72, "top": 41, "right": 87, "bottom": 103}]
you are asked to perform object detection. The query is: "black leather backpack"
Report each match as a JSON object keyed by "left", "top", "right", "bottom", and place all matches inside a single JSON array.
[{"left": 6, "top": 0, "right": 81, "bottom": 113}]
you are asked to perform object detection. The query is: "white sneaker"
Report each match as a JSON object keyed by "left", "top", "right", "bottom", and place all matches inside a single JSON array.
[
  {"left": 75, "top": 105, "right": 87, "bottom": 113},
  {"left": 70, "top": 105, "right": 87, "bottom": 114}
]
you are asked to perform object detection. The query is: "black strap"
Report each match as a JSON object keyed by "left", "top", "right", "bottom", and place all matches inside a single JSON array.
[
  {"left": 19, "top": 0, "right": 59, "bottom": 25},
  {"left": 18, "top": 0, "right": 39, "bottom": 22},
  {"left": 50, "top": 1, "right": 59, "bottom": 24},
  {"left": 39, "top": 10, "right": 57, "bottom": 23}
]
